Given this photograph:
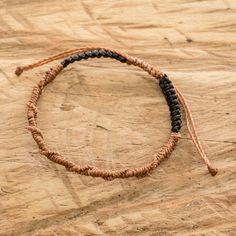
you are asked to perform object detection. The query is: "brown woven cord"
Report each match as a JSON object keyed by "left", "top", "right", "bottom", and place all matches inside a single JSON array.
[{"left": 15, "top": 46, "right": 218, "bottom": 179}]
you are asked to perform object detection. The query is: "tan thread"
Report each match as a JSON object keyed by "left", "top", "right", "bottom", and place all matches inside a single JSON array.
[
  {"left": 16, "top": 46, "right": 217, "bottom": 178},
  {"left": 175, "top": 88, "right": 218, "bottom": 175}
]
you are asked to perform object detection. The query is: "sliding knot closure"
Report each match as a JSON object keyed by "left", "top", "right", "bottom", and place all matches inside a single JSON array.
[{"left": 15, "top": 46, "right": 217, "bottom": 179}]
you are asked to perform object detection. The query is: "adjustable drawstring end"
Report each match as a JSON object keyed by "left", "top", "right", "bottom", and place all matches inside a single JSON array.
[
  {"left": 175, "top": 87, "right": 218, "bottom": 177},
  {"left": 14, "top": 47, "right": 100, "bottom": 77},
  {"left": 15, "top": 66, "right": 24, "bottom": 76}
]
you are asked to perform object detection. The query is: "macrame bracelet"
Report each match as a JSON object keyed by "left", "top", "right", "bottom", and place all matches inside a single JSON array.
[{"left": 15, "top": 46, "right": 218, "bottom": 180}]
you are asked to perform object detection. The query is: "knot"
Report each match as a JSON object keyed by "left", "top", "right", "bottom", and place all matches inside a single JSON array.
[
  {"left": 26, "top": 125, "right": 44, "bottom": 138},
  {"left": 171, "top": 132, "right": 181, "bottom": 141},
  {"left": 15, "top": 66, "right": 24, "bottom": 76},
  {"left": 40, "top": 150, "right": 60, "bottom": 158},
  {"left": 27, "top": 102, "right": 38, "bottom": 114},
  {"left": 208, "top": 166, "right": 218, "bottom": 176}
]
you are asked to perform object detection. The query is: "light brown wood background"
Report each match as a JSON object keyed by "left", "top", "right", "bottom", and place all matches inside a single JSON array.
[{"left": 0, "top": 0, "right": 236, "bottom": 235}]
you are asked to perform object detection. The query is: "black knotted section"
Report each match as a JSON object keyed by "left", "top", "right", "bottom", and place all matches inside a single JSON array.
[
  {"left": 159, "top": 74, "right": 182, "bottom": 132},
  {"left": 61, "top": 49, "right": 127, "bottom": 68}
]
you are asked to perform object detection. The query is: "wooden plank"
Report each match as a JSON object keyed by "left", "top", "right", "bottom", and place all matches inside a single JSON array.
[{"left": 0, "top": 0, "right": 235, "bottom": 235}]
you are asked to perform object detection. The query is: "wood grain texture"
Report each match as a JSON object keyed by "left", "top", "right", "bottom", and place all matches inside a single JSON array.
[{"left": 0, "top": 0, "right": 236, "bottom": 235}]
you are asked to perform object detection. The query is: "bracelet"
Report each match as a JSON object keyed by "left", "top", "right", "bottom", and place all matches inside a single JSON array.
[{"left": 15, "top": 46, "right": 217, "bottom": 180}]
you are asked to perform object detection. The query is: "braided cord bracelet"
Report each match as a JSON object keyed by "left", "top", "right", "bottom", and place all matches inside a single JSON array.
[{"left": 15, "top": 46, "right": 218, "bottom": 180}]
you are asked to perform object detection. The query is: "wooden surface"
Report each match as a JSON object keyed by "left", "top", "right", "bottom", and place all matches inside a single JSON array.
[{"left": 0, "top": 0, "right": 236, "bottom": 235}]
